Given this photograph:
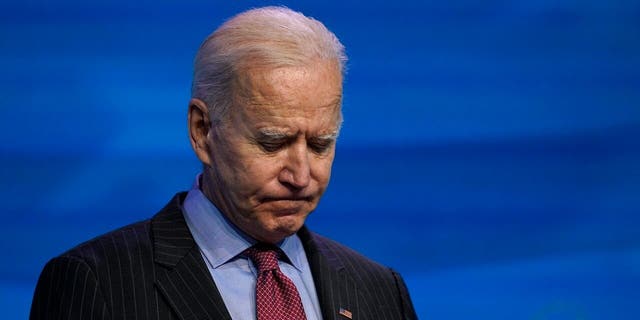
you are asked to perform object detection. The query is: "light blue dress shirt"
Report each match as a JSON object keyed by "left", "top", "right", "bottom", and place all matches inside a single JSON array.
[{"left": 182, "top": 178, "right": 322, "bottom": 320}]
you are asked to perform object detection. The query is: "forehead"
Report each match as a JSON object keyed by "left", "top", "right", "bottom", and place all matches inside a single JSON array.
[{"left": 232, "top": 61, "right": 343, "bottom": 128}]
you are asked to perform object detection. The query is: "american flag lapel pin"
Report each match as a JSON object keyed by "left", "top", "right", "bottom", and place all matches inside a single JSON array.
[{"left": 339, "top": 307, "right": 353, "bottom": 319}]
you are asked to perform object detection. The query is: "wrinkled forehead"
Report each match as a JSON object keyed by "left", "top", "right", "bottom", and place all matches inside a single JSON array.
[{"left": 230, "top": 60, "right": 343, "bottom": 119}]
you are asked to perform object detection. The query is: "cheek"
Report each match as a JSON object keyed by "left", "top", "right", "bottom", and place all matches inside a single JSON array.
[
  {"left": 312, "top": 157, "right": 335, "bottom": 185},
  {"left": 211, "top": 140, "right": 264, "bottom": 190},
  {"left": 241, "top": 155, "right": 282, "bottom": 185}
]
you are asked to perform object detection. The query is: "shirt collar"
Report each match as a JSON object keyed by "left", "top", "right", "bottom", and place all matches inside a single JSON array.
[{"left": 182, "top": 175, "right": 305, "bottom": 271}]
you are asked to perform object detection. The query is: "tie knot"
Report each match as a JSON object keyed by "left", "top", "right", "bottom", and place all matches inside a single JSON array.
[{"left": 244, "top": 244, "right": 281, "bottom": 272}]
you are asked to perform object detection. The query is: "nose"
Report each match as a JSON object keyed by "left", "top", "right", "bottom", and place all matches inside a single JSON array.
[{"left": 278, "top": 141, "right": 311, "bottom": 190}]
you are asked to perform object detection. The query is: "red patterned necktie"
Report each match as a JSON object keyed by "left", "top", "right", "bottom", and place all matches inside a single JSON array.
[{"left": 244, "top": 244, "right": 307, "bottom": 320}]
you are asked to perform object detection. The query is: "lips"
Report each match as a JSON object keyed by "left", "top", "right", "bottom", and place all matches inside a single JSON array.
[
  {"left": 260, "top": 195, "right": 313, "bottom": 203},
  {"left": 258, "top": 196, "right": 315, "bottom": 215}
]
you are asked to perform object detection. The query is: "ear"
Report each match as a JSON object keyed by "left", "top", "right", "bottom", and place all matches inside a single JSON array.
[{"left": 188, "top": 98, "right": 213, "bottom": 166}]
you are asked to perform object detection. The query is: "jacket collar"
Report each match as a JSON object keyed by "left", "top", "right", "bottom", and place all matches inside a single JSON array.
[
  {"left": 151, "top": 192, "right": 232, "bottom": 320},
  {"left": 298, "top": 226, "right": 361, "bottom": 320}
]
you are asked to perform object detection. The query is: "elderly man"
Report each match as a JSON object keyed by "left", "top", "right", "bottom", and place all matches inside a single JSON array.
[{"left": 30, "top": 7, "right": 417, "bottom": 320}]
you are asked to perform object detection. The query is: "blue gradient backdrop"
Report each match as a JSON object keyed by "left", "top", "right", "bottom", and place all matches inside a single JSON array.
[{"left": 1, "top": 1, "right": 639, "bottom": 319}]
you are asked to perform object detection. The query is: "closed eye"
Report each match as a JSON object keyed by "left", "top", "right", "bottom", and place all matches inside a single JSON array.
[
  {"left": 255, "top": 130, "right": 291, "bottom": 153},
  {"left": 259, "top": 140, "right": 288, "bottom": 152},
  {"left": 308, "top": 138, "right": 334, "bottom": 154}
]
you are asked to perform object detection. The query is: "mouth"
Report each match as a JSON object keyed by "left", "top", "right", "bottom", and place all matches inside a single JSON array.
[
  {"left": 258, "top": 196, "right": 314, "bottom": 215},
  {"left": 261, "top": 196, "right": 313, "bottom": 203}
]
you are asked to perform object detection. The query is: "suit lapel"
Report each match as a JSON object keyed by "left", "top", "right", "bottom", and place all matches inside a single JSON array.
[
  {"left": 150, "top": 194, "right": 360, "bottom": 320},
  {"left": 152, "top": 193, "right": 232, "bottom": 320},
  {"left": 298, "top": 227, "right": 360, "bottom": 320}
]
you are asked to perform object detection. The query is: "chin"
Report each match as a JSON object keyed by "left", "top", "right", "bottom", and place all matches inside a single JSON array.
[
  {"left": 259, "top": 214, "right": 308, "bottom": 243},
  {"left": 274, "top": 213, "right": 306, "bottom": 233}
]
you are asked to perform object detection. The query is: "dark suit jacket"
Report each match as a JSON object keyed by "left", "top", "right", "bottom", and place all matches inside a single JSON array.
[{"left": 31, "top": 193, "right": 417, "bottom": 319}]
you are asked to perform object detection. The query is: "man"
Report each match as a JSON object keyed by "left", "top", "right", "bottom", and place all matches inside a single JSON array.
[{"left": 31, "top": 7, "right": 417, "bottom": 320}]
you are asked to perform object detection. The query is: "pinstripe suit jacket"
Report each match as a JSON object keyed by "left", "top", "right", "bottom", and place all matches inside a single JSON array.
[{"left": 31, "top": 193, "right": 417, "bottom": 320}]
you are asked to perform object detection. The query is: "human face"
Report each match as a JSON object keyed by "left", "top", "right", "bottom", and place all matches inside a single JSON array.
[{"left": 202, "top": 60, "right": 342, "bottom": 244}]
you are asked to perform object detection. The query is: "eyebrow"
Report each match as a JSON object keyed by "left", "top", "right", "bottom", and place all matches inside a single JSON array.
[
  {"left": 313, "top": 132, "right": 339, "bottom": 141},
  {"left": 256, "top": 129, "right": 290, "bottom": 140},
  {"left": 256, "top": 129, "right": 339, "bottom": 141}
]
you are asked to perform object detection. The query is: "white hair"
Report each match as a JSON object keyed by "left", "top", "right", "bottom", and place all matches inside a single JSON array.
[{"left": 191, "top": 6, "right": 347, "bottom": 124}]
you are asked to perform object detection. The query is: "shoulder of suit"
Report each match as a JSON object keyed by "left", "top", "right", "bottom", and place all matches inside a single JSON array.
[
  {"left": 303, "top": 228, "right": 396, "bottom": 275},
  {"left": 55, "top": 218, "right": 153, "bottom": 268},
  {"left": 55, "top": 192, "right": 187, "bottom": 268}
]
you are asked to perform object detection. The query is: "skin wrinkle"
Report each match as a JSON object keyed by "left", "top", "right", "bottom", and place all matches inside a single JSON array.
[{"left": 255, "top": 130, "right": 339, "bottom": 153}]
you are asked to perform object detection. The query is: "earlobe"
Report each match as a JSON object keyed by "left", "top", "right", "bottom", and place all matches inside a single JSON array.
[{"left": 188, "top": 98, "right": 213, "bottom": 166}]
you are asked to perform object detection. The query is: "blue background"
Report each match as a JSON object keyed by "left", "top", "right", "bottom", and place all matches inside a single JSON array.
[{"left": 1, "top": 0, "right": 639, "bottom": 319}]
